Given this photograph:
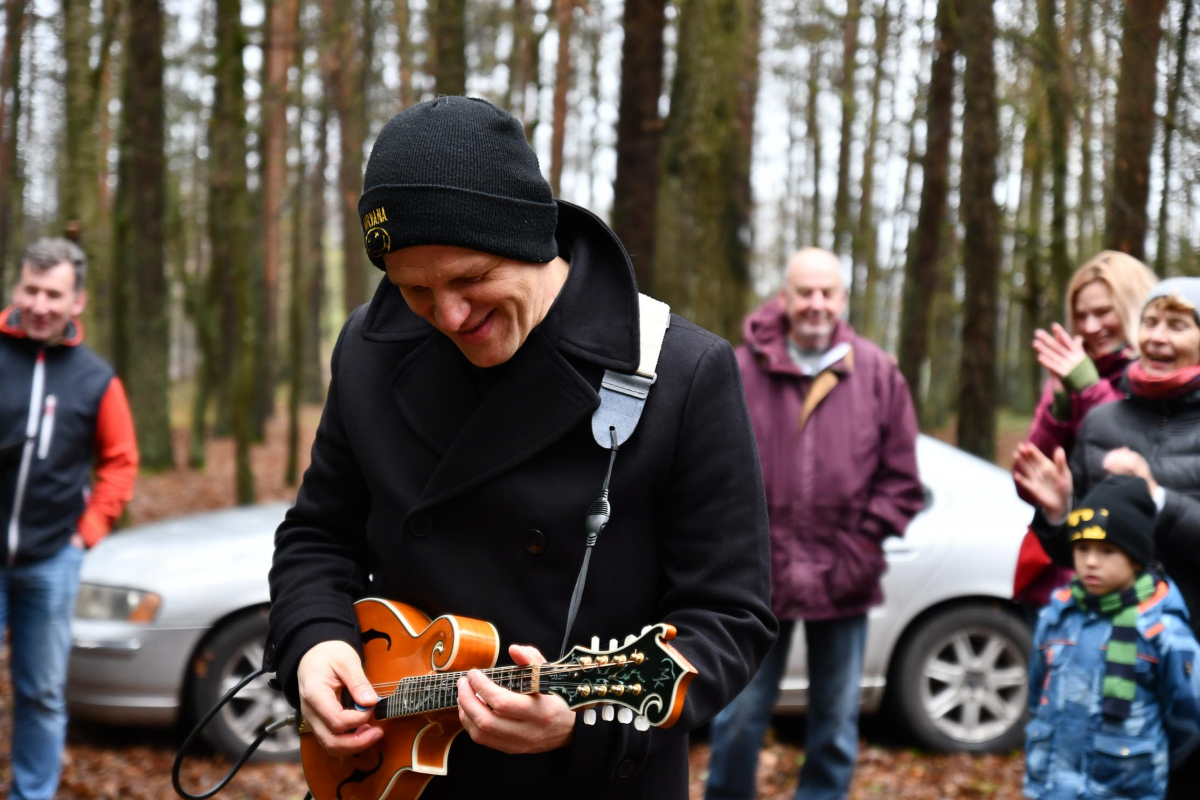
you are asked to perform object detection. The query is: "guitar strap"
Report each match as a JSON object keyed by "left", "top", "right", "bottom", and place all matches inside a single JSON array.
[{"left": 559, "top": 294, "right": 671, "bottom": 658}]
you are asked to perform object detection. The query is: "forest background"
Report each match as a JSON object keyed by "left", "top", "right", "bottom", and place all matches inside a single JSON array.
[{"left": 0, "top": 0, "right": 1191, "bottom": 499}]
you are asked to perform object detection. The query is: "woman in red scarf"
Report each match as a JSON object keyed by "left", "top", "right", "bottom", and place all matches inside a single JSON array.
[
  {"left": 1012, "top": 252, "right": 1157, "bottom": 607},
  {"left": 1014, "top": 277, "right": 1200, "bottom": 799}
]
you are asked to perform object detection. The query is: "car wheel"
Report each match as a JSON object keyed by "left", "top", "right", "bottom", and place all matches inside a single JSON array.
[
  {"left": 888, "top": 603, "right": 1031, "bottom": 753},
  {"left": 188, "top": 609, "right": 300, "bottom": 762}
]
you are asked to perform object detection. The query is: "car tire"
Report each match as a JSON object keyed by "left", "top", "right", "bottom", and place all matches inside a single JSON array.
[
  {"left": 888, "top": 603, "right": 1031, "bottom": 753},
  {"left": 187, "top": 608, "right": 300, "bottom": 762}
]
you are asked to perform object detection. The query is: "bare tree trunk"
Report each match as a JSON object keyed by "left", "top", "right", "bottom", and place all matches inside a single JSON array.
[
  {"left": 956, "top": 0, "right": 1001, "bottom": 461},
  {"left": 549, "top": 0, "right": 574, "bottom": 196},
  {"left": 260, "top": 0, "right": 300, "bottom": 425},
  {"left": 305, "top": 87, "right": 330, "bottom": 403},
  {"left": 654, "top": 0, "right": 758, "bottom": 341},
  {"left": 850, "top": 0, "right": 888, "bottom": 338},
  {"left": 211, "top": 0, "right": 256, "bottom": 503},
  {"left": 432, "top": 0, "right": 466, "bottom": 96},
  {"left": 832, "top": 0, "right": 860, "bottom": 258},
  {"left": 1156, "top": 0, "right": 1192, "bottom": 275},
  {"left": 1037, "top": 0, "right": 1071, "bottom": 315},
  {"left": 112, "top": 0, "right": 170, "bottom": 471},
  {"left": 1077, "top": 0, "right": 1096, "bottom": 255},
  {"left": 804, "top": 7, "right": 825, "bottom": 247},
  {"left": 1105, "top": 0, "right": 1168, "bottom": 260},
  {"left": 1019, "top": 93, "right": 1047, "bottom": 414},
  {"left": 611, "top": 0, "right": 667, "bottom": 291},
  {"left": 0, "top": 0, "right": 27, "bottom": 291},
  {"left": 395, "top": 0, "right": 414, "bottom": 107},
  {"left": 898, "top": 0, "right": 957, "bottom": 416},
  {"left": 326, "top": 0, "right": 368, "bottom": 314}
]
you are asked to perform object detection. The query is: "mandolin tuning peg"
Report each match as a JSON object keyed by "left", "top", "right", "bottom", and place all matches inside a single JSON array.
[
  {"left": 602, "top": 705, "right": 615, "bottom": 722},
  {"left": 583, "top": 709, "right": 597, "bottom": 725},
  {"left": 609, "top": 638, "right": 618, "bottom": 650},
  {"left": 625, "top": 634, "right": 636, "bottom": 645},
  {"left": 591, "top": 636, "right": 600, "bottom": 650},
  {"left": 634, "top": 714, "right": 650, "bottom": 731},
  {"left": 617, "top": 707, "right": 633, "bottom": 724}
]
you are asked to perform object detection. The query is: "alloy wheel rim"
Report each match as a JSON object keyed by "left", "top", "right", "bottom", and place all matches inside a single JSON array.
[
  {"left": 218, "top": 638, "right": 300, "bottom": 755},
  {"left": 918, "top": 626, "right": 1027, "bottom": 744}
]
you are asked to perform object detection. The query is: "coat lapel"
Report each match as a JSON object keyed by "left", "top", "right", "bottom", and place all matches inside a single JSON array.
[{"left": 397, "top": 330, "right": 599, "bottom": 510}]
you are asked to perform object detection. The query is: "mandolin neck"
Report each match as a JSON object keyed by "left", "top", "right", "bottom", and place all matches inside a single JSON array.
[{"left": 374, "top": 665, "right": 539, "bottom": 720}]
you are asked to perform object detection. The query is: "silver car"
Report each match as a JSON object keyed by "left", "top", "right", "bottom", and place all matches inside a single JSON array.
[{"left": 67, "top": 435, "right": 1034, "bottom": 760}]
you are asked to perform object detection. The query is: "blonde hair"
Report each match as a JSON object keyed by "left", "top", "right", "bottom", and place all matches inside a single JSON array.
[{"left": 1065, "top": 251, "right": 1158, "bottom": 355}]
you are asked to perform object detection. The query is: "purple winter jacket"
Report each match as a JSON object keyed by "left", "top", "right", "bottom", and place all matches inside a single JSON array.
[{"left": 735, "top": 299, "right": 924, "bottom": 621}]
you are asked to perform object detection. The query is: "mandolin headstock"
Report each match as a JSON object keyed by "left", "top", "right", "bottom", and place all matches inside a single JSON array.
[{"left": 542, "top": 623, "right": 697, "bottom": 729}]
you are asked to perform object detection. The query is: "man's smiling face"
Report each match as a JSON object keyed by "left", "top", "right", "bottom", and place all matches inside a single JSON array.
[{"left": 384, "top": 245, "right": 566, "bottom": 368}]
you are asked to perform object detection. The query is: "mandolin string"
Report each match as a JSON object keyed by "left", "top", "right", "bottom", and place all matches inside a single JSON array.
[{"left": 362, "top": 661, "right": 656, "bottom": 692}]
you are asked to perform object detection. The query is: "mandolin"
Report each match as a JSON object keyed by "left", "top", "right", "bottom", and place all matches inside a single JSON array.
[{"left": 299, "top": 598, "right": 697, "bottom": 800}]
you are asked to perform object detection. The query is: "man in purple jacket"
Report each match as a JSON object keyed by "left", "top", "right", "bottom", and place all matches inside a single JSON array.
[{"left": 705, "top": 247, "right": 923, "bottom": 800}]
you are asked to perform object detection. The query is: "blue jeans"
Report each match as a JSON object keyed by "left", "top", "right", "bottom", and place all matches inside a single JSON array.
[
  {"left": 0, "top": 542, "right": 84, "bottom": 800},
  {"left": 706, "top": 614, "right": 868, "bottom": 800}
]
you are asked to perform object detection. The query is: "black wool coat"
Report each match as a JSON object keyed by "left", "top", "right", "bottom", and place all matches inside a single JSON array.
[
  {"left": 266, "top": 201, "right": 778, "bottom": 799},
  {"left": 1032, "top": 383, "right": 1200, "bottom": 637}
]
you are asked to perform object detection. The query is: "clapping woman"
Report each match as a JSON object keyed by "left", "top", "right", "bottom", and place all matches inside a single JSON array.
[{"left": 1012, "top": 252, "right": 1157, "bottom": 608}]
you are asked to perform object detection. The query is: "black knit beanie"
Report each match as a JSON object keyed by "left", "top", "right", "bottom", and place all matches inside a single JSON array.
[
  {"left": 1067, "top": 475, "right": 1156, "bottom": 568},
  {"left": 357, "top": 96, "right": 559, "bottom": 270}
]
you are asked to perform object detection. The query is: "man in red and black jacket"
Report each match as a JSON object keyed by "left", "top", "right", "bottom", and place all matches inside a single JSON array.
[{"left": 0, "top": 238, "right": 137, "bottom": 800}]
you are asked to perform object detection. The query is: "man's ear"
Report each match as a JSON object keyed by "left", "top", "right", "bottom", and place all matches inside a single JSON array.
[{"left": 71, "top": 289, "right": 87, "bottom": 318}]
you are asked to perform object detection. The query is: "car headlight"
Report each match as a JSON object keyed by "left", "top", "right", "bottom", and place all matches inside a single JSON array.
[{"left": 75, "top": 584, "right": 162, "bottom": 622}]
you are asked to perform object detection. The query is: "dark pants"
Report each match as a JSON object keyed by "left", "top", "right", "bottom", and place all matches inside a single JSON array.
[{"left": 706, "top": 615, "right": 868, "bottom": 800}]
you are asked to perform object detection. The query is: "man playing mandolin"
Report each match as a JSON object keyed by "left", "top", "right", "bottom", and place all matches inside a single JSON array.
[{"left": 266, "top": 96, "right": 777, "bottom": 798}]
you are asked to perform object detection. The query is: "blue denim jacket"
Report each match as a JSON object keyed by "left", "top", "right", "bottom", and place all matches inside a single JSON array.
[{"left": 1024, "top": 578, "right": 1200, "bottom": 799}]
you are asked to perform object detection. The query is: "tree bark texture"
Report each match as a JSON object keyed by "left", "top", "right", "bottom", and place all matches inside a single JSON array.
[
  {"left": 1037, "top": 0, "right": 1071, "bottom": 315},
  {"left": 898, "top": 0, "right": 957, "bottom": 416},
  {"left": 0, "top": 0, "right": 26, "bottom": 291},
  {"left": 112, "top": 0, "right": 171, "bottom": 471},
  {"left": 550, "top": 0, "right": 574, "bottom": 196},
  {"left": 956, "top": 0, "right": 1001, "bottom": 461},
  {"left": 850, "top": 1, "right": 888, "bottom": 338},
  {"left": 832, "top": 0, "right": 860, "bottom": 258},
  {"left": 432, "top": 0, "right": 466, "bottom": 96},
  {"left": 395, "top": 0, "right": 414, "bottom": 107},
  {"left": 653, "top": 0, "right": 757, "bottom": 341},
  {"left": 210, "top": 0, "right": 256, "bottom": 503},
  {"left": 1104, "top": 0, "right": 1168, "bottom": 260},
  {"left": 1156, "top": 0, "right": 1192, "bottom": 275},
  {"left": 610, "top": 0, "right": 666, "bottom": 292}
]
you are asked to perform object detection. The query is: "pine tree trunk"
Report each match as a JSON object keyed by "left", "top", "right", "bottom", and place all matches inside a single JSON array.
[
  {"left": 1105, "top": 0, "right": 1168, "bottom": 260},
  {"left": 1077, "top": 0, "right": 1096, "bottom": 255},
  {"left": 395, "top": 0, "right": 414, "bottom": 107},
  {"left": 1156, "top": 0, "right": 1192, "bottom": 275},
  {"left": 260, "top": 0, "right": 300, "bottom": 425},
  {"left": 1037, "top": 0, "right": 1071, "bottom": 315},
  {"left": 653, "top": 0, "right": 757, "bottom": 341},
  {"left": 326, "top": 0, "right": 368, "bottom": 314},
  {"left": 0, "top": 0, "right": 26, "bottom": 291},
  {"left": 112, "top": 0, "right": 171, "bottom": 471},
  {"left": 804, "top": 9, "right": 824, "bottom": 248},
  {"left": 305, "top": 87, "right": 330, "bottom": 403},
  {"left": 850, "top": 1, "right": 888, "bottom": 338},
  {"left": 832, "top": 0, "right": 860, "bottom": 259},
  {"left": 610, "top": 0, "right": 666, "bottom": 292},
  {"left": 956, "top": 0, "right": 1001, "bottom": 461},
  {"left": 1019, "top": 95, "right": 1047, "bottom": 415},
  {"left": 549, "top": 0, "right": 574, "bottom": 196},
  {"left": 211, "top": 0, "right": 256, "bottom": 503},
  {"left": 898, "top": 0, "right": 957, "bottom": 416},
  {"left": 432, "top": 0, "right": 466, "bottom": 96}
]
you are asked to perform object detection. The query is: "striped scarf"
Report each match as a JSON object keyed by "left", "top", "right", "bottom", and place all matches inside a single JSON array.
[{"left": 1072, "top": 572, "right": 1158, "bottom": 719}]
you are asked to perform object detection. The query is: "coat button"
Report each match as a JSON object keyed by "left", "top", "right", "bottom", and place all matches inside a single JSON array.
[
  {"left": 408, "top": 513, "right": 433, "bottom": 538},
  {"left": 525, "top": 529, "right": 546, "bottom": 554},
  {"left": 615, "top": 759, "right": 634, "bottom": 779}
]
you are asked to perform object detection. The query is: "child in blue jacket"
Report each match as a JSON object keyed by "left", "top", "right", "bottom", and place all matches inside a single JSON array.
[{"left": 1025, "top": 475, "right": 1200, "bottom": 800}]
